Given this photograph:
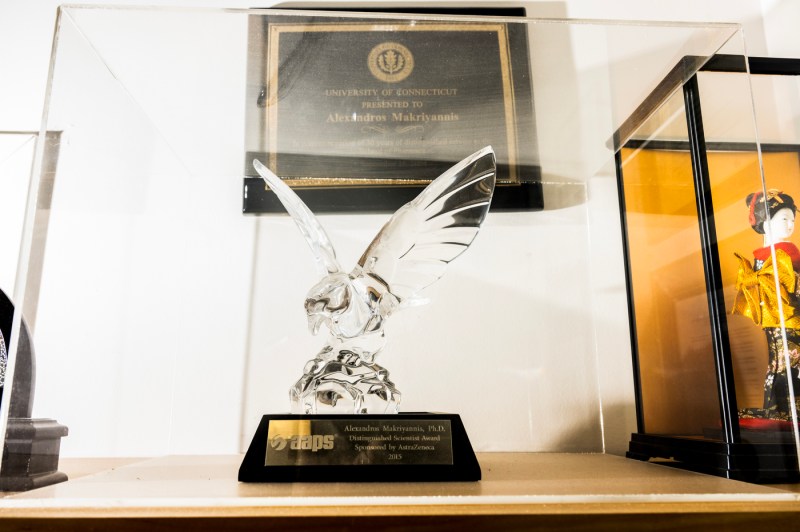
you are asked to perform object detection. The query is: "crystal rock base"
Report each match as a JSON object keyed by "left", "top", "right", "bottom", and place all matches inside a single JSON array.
[{"left": 290, "top": 351, "right": 400, "bottom": 415}]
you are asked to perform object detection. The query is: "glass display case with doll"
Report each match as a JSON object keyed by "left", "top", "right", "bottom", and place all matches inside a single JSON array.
[{"left": 620, "top": 56, "right": 800, "bottom": 482}]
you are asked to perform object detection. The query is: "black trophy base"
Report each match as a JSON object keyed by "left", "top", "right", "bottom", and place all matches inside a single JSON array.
[
  {"left": 240, "top": 413, "right": 480, "bottom": 483},
  {"left": 0, "top": 418, "right": 69, "bottom": 492},
  {"left": 627, "top": 432, "right": 800, "bottom": 483}
]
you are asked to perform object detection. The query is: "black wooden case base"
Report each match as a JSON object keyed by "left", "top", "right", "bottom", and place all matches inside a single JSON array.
[{"left": 627, "top": 432, "right": 800, "bottom": 483}]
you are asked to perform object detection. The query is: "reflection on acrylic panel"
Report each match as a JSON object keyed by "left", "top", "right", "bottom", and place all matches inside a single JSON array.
[
  {"left": 620, "top": 146, "right": 722, "bottom": 436},
  {"left": 254, "top": 147, "right": 496, "bottom": 414}
]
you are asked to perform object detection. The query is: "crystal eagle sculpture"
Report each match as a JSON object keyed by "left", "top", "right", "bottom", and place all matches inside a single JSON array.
[{"left": 254, "top": 147, "right": 496, "bottom": 414}]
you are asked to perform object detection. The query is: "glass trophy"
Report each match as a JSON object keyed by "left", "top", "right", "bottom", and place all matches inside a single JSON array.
[{"left": 239, "top": 148, "right": 493, "bottom": 482}]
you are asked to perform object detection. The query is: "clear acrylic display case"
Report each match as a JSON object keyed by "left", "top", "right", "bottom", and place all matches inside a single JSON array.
[
  {"left": 618, "top": 56, "right": 800, "bottom": 482},
  {"left": 1, "top": 4, "right": 794, "bottom": 502}
]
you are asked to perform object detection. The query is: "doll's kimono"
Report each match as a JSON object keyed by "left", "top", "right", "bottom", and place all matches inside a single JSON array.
[{"left": 733, "top": 242, "right": 800, "bottom": 421}]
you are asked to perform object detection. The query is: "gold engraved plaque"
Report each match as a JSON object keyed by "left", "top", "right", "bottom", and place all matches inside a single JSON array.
[{"left": 264, "top": 418, "right": 454, "bottom": 467}]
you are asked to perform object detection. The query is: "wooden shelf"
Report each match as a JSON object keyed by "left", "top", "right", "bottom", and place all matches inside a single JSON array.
[{"left": 2, "top": 453, "right": 799, "bottom": 530}]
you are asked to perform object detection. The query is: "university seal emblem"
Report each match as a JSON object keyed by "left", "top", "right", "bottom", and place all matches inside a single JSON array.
[{"left": 368, "top": 42, "right": 414, "bottom": 83}]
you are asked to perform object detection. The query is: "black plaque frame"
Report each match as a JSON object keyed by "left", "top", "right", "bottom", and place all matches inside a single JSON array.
[{"left": 243, "top": 8, "right": 540, "bottom": 213}]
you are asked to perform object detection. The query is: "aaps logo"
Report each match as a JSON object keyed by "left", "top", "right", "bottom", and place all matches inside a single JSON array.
[
  {"left": 269, "top": 436, "right": 288, "bottom": 451},
  {"left": 268, "top": 434, "right": 334, "bottom": 452}
]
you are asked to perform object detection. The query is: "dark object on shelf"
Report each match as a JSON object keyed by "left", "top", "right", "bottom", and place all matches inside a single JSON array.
[
  {"left": 0, "top": 288, "right": 34, "bottom": 416},
  {"left": 0, "top": 418, "right": 68, "bottom": 491},
  {"left": 616, "top": 56, "right": 800, "bottom": 483},
  {"left": 0, "top": 288, "right": 68, "bottom": 491}
]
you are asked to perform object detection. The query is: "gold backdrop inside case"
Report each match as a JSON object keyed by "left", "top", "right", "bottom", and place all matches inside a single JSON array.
[{"left": 621, "top": 146, "right": 800, "bottom": 436}]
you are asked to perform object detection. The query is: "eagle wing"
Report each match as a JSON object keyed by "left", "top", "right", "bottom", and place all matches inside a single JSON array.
[
  {"left": 353, "top": 146, "right": 496, "bottom": 302},
  {"left": 253, "top": 159, "right": 342, "bottom": 275}
]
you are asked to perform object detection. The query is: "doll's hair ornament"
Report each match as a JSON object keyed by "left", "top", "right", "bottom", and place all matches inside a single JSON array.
[{"left": 746, "top": 189, "right": 796, "bottom": 234}]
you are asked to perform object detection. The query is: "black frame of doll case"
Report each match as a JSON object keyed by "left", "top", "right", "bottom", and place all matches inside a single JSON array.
[{"left": 616, "top": 55, "right": 800, "bottom": 483}]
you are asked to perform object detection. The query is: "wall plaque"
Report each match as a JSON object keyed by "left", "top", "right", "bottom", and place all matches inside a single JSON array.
[{"left": 243, "top": 12, "right": 540, "bottom": 212}]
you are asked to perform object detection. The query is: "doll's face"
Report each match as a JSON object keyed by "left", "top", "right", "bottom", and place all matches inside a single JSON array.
[{"left": 766, "top": 207, "right": 795, "bottom": 242}]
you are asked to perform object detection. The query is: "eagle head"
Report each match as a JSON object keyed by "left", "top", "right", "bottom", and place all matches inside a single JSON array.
[{"left": 304, "top": 273, "right": 373, "bottom": 339}]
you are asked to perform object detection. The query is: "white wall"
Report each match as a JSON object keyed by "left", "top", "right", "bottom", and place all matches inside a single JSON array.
[{"left": 0, "top": 0, "right": 796, "bottom": 458}]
